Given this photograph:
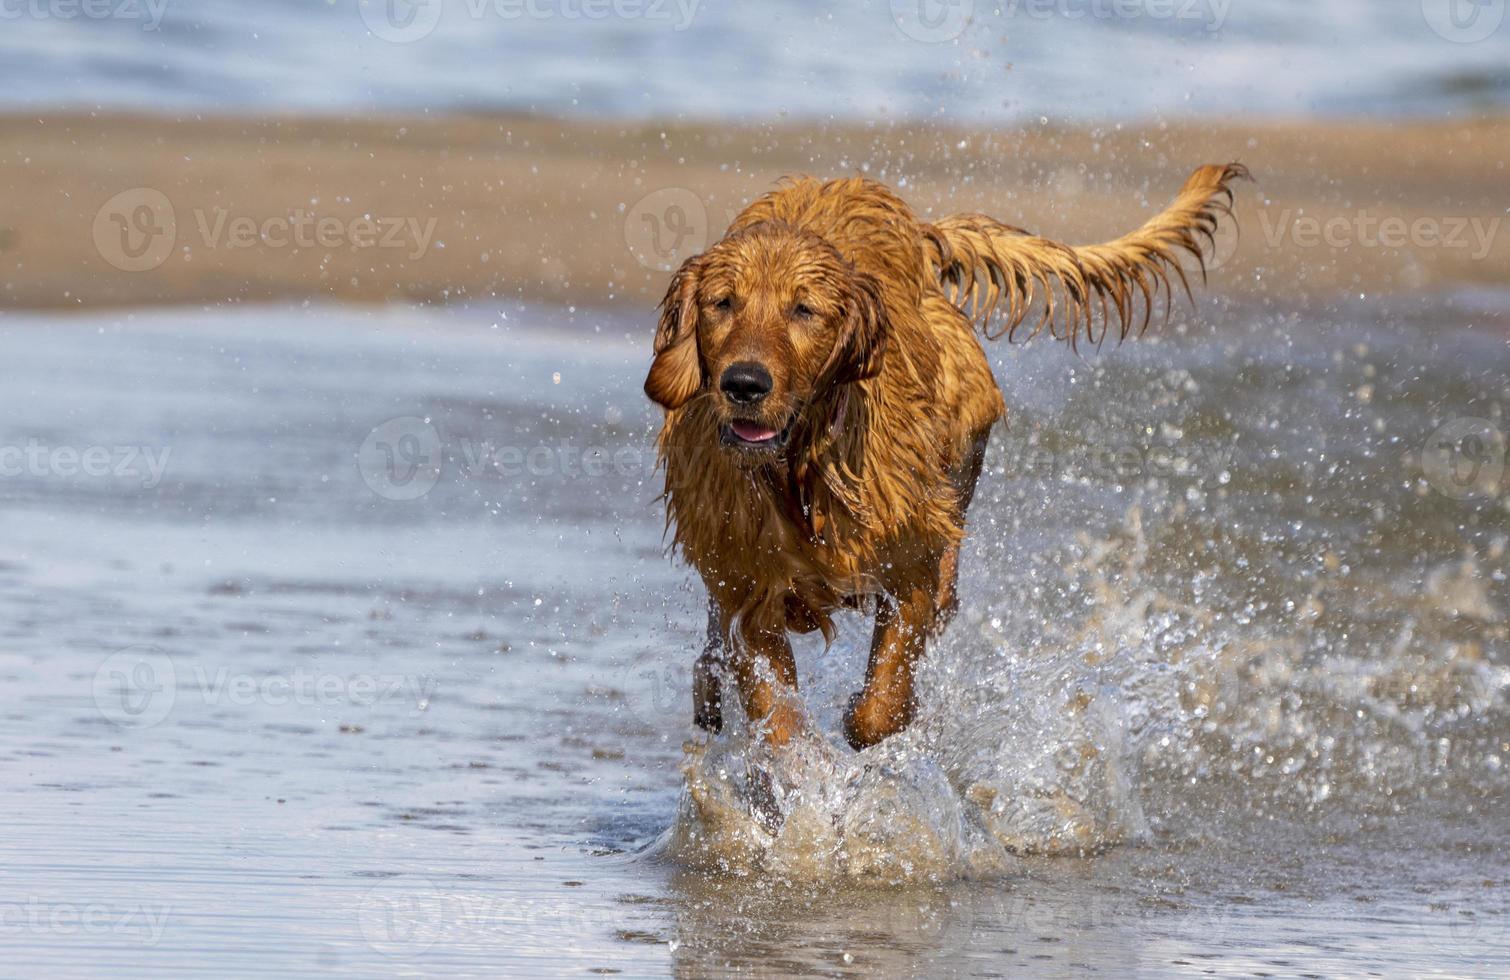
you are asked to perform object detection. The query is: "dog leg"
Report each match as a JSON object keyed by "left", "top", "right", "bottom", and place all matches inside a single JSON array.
[
  {"left": 934, "top": 427, "right": 992, "bottom": 635},
  {"left": 728, "top": 627, "right": 804, "bottom": 748},
  {"left": 953, "top": 426, "right": 991, "bottom": 516},
  {"left": 933, "top": 545, "right": 962, "bottom": 638},
  {"left": 693, "top": 601, "right": 724, "bottom": 732},
  {"left": 844, "top": 582, "right": 935, "bottom": 749}
]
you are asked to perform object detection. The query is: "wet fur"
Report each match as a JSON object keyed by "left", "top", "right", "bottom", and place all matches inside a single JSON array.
[{"left": 645, "top": 165, "right": 1247, "bottom": 749}]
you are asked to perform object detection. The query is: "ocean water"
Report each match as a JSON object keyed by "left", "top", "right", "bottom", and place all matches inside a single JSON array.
[
  {"left": 1, "top": 296, "right": 1506, "bottom": 975},
  {"left": 0, "top": 0, "right": 1505, "bottom": 122}
]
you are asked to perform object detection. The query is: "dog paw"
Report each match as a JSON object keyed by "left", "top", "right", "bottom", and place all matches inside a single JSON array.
[
  {"left": 843, "top": 691, "right": 909, "bottom": 750},
  {"left": 693, "top": 702, "right": 723, "bottom": 733}
]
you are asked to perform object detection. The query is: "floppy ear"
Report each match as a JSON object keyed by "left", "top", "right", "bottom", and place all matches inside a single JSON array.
[
  {"left": 823, "top": 269, "right": 888, "bottom": 385},
  {"left": 643, "top": 255, "right": 705, "bottom": 410}
]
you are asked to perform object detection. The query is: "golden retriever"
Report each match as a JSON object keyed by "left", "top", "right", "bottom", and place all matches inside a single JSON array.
[{"left": 644, "top": 165, "right": 1246, "bottom": 750}]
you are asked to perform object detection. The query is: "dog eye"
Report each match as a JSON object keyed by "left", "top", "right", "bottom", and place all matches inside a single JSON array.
[
  {"left": 792, "top": 302, "right": 815, "bottom": 320},
  {"left": 713, "top": 296, "right": 733, "bottom": 313}
]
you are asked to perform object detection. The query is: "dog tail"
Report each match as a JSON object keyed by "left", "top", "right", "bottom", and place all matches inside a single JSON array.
[{"left": 925, "top": 163, "right": 1250, "bottom": 349}]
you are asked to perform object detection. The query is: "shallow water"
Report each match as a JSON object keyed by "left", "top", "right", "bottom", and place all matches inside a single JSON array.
[
  {"left": 1, "top": 296, "right": 1507, "bottom": 976},
  {"left": 2, "top": 0, "right": 1505, "bottom": 122}
]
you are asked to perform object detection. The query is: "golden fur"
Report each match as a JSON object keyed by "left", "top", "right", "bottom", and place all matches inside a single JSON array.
[{"left": 645, "top": 164, "right": 1247, "bottom": 749}]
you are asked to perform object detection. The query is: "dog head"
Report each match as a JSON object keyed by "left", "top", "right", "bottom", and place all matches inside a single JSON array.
[{"left": 643, "top": 222, "right": 887, "bottom": 462}]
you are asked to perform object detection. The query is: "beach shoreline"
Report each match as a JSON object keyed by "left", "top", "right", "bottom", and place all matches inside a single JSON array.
[{"left": 1, "top": 111, "right": 1505, "bottom": 314}]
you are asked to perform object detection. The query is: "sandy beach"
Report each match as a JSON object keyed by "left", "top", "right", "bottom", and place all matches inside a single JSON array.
[{"left": 1, "top": 111, "right": 1505, "bottom": 314}]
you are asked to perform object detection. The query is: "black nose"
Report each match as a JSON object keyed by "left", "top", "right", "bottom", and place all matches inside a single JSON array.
[{"left": 719, "top": 362, "right": 773, "bottom": 405}]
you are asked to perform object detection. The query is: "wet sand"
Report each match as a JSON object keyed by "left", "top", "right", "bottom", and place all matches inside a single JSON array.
[{"left": 0, "top": 112, "right": 1506, "bottom": 312}]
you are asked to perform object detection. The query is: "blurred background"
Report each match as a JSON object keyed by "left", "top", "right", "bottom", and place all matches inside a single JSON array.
[
  {"left": 1, "top": 2, "right": 1506, "bottom": 977},
  {"left": 0, "top": 0, "right": 1505, "bottom": 308},
  {"left": 2, "top": 0, "right": 1507, "bottom": 118}
]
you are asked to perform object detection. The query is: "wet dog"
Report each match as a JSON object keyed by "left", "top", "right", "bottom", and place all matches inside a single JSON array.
[{"left": 644, "top": 166, "right": 1246, "bottom": 750}]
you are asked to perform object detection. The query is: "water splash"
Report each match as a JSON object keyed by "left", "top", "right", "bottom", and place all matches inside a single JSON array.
[{"left": 649, "top": 505, "right": 1508, "bottom": 880}]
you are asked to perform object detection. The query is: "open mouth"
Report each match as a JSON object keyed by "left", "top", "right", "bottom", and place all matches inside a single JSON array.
[{"left": 722, "top": 417, "right": 792, "bottom": 452}]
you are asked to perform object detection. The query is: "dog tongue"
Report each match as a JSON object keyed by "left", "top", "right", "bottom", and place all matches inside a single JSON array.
[{"left": 731, "top": 420, "right": 779, "bottom": 443}]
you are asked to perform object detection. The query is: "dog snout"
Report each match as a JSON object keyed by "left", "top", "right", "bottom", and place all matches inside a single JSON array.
[{"left": 719, "top": 362, "right": 773, "bottom": 405}]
